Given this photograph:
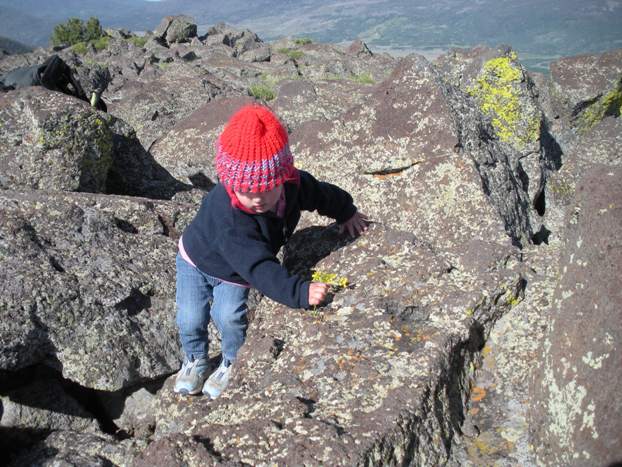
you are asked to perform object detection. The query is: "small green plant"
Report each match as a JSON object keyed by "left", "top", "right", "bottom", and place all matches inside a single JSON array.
[
  {"left": 294, "top": 37, "right": 312, "bottom": 46},
  {"left": 352, "top": 72, "right": 375, "bottom": 85},
  {"left": 92, "top": 36, "right": 109, "bottom": 51},
  {"left": 249, "top": 83, "right": 276, "bottom": 101},
  {"left": 129, "top": 35, "right": 148, "bottom": 48},
  {"left": 51, "top": 16, "right": 105, "bottom": 47},
  {"left": 71, "top": 41, "right": 88, "bottom": 55}
]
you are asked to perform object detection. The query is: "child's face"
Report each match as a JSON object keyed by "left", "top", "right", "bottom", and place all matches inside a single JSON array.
[{"left": 234, "top": 185, "right": 283, "bottom": 214}]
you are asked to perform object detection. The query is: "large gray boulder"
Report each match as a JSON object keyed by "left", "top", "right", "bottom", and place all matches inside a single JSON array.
[
  {"left": 154, "top": 16, "right": 197, "bottom": 46},
  {"left": 0, "top": 189, "right": 196, "bottom": 390},
  {"left": 0, "top": 87, "right": 113, "bottom": 192},
  {"left": 8, "top": 430, "right": 147, "bottom": 467},
  {"left": 205, "top": 23, "right": 263, "bottom": 57}
]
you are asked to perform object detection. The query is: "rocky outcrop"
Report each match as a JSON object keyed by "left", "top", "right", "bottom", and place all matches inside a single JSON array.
[
  {"left": 1, "top": 17, "right": 620, "bottom": 465},
  {"left": 154, "top": 16, "right": 198, "bottom": 46},
  {"left": 0, "top": 189, "right": 195, "bottom": 390}
]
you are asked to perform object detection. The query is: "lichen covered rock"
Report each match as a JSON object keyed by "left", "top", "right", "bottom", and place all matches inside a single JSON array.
[
  {"left": 0, "top": 189, "right": 196, "bottom": 390},
  {"left": 530, "top": 164, "right": 622, "bottom": 466},
  {"left": 0, "top": 87, "right": 114, "bottom": 192},
  {"left": 149, "top": 224, "right": 523, "bottom": 464}
]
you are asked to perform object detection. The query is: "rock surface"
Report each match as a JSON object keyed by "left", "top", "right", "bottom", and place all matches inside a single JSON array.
[{"left": 0, "top": 189, "right": 195, "bottom": 390}]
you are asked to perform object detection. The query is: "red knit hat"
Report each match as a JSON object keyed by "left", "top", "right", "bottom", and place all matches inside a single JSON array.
[{"left": 215, "top": 105, "right": 296, "bottom": 193}]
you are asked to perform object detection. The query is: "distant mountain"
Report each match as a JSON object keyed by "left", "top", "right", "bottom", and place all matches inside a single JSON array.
[
  {"left": 0, "top": 35, "right": 32, "bottom": 54},
  {"left": 1, "top": 0, "right": 621, "bottom": 72}
]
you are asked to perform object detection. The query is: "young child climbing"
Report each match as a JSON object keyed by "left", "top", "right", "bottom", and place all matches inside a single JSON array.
[{"left": 174, "top": 104, "right": 368, "bottom": 398}]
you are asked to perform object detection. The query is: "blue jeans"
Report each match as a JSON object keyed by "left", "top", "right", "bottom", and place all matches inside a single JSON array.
[{"left": 175, "top": 253, "right": 249, "bottom": 363}]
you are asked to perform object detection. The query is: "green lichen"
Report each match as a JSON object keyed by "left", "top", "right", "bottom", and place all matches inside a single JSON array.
[
  {"left": 548, "top": 179, "right": 574, "bottom": 201},
  {"left": 351, "top": 72, "right": 375, "bottom": 85},
  {"left": 277, "top": 48, "right": 304, "bottom": 60},
  {"left": 37, "top": 112, "right": 114, "bottom": 190},
  {"left": 468, "top": 52, "right": 540, "bottom": 149},
  {"left": 577, "top": 78, "right": 622, "bottom": 133}
]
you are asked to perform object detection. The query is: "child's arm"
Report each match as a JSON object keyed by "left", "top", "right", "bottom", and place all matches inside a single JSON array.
[
  {"left": 220, "top": 225, "right": 313, "bottom": 309},
  {"left": 298, "top": 170, "right": 357, "bottom": 224}
]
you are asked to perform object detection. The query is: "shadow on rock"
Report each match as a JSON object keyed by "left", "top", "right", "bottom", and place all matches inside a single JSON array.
[
  {"left": 107, "top": 121, "right": 193, "bottom": 199},
  {"left": 282, "top": 224, "right": 359, "bottom": 280}
]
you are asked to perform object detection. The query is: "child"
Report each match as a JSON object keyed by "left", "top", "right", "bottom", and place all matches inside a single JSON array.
[{"left": 174, "top": 104, "right": 368, "bottom": 398}]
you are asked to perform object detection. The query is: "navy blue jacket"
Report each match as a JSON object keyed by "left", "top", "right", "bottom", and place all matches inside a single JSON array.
[{"left": 182, "top": 170, "right": 357, "bottom": 309}]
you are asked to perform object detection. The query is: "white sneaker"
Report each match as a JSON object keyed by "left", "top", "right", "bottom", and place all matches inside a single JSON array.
[
  {"left": 202, "top": 359, "right": 232, "bottom": 399},
  {"left": 174, "top": 357, "right": 210, "bottom": 395}
]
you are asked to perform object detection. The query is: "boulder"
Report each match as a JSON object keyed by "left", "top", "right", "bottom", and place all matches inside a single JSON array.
[
  {"left": 529, "top": 163, "right": 622, "bottom": 466},
  {"left": 8, "top": 430, "right": 146, "bottom": 467},
  {"left": 106, "top": 68, "right": 227, "bottom": 148},
  {"left": 0, "top": 189, "right": 196, "bottom": 390},
  {"left": 436, "top": 48, "right": 559, "bottom": 246},
  {"left": 1, "top": 378, "right": 99, "bottom": 459},
  {"left": 0, "top": 87, "right": 113, "bottom": 192},
  {"left": 549, "top": 48, "right": 622, "bottom": 114},
  {"left": 205, "top": 23, "right": 263, "bottom": 57},
  {"left": 239, "top": 45, "right": 271, "bottom": 63},
  {"left": 154, "top": 16, "right": 197, "bottom": 46}
]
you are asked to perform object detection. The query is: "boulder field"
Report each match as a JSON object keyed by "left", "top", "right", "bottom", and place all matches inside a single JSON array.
[{"left": 1, "top": 16, "right": 620, "bottom": 466}]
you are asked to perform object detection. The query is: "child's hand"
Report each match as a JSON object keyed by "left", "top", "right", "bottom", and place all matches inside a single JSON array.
[
  {"left": 339, "top": 211, "right": 369, "bottom": 238},
  {"left": 308, "top": 282, "right": 329, "bottom": 306}
]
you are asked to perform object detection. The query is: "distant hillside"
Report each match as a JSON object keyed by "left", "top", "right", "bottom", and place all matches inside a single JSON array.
[
  {"left": 0, "top": 35, "right": 32, "bottom": 54},
  {"left": 1, "top": 0, "right": 621, "bottom": 72}
]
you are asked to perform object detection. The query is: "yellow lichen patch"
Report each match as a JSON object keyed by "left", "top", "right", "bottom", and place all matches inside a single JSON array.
[
  {"left": 311, "top": 270, "right": 349, "bottom": 288},
  {"left": 468, "top": 52, "right": 540, "bottom": 149},
  {"left": 577, "top": 78, "right": 622, "bottom": 133}
]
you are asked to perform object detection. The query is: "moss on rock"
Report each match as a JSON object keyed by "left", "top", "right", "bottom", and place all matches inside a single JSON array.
[{"left": 577, "top": 78, "right": 622, "bottom": 133}]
